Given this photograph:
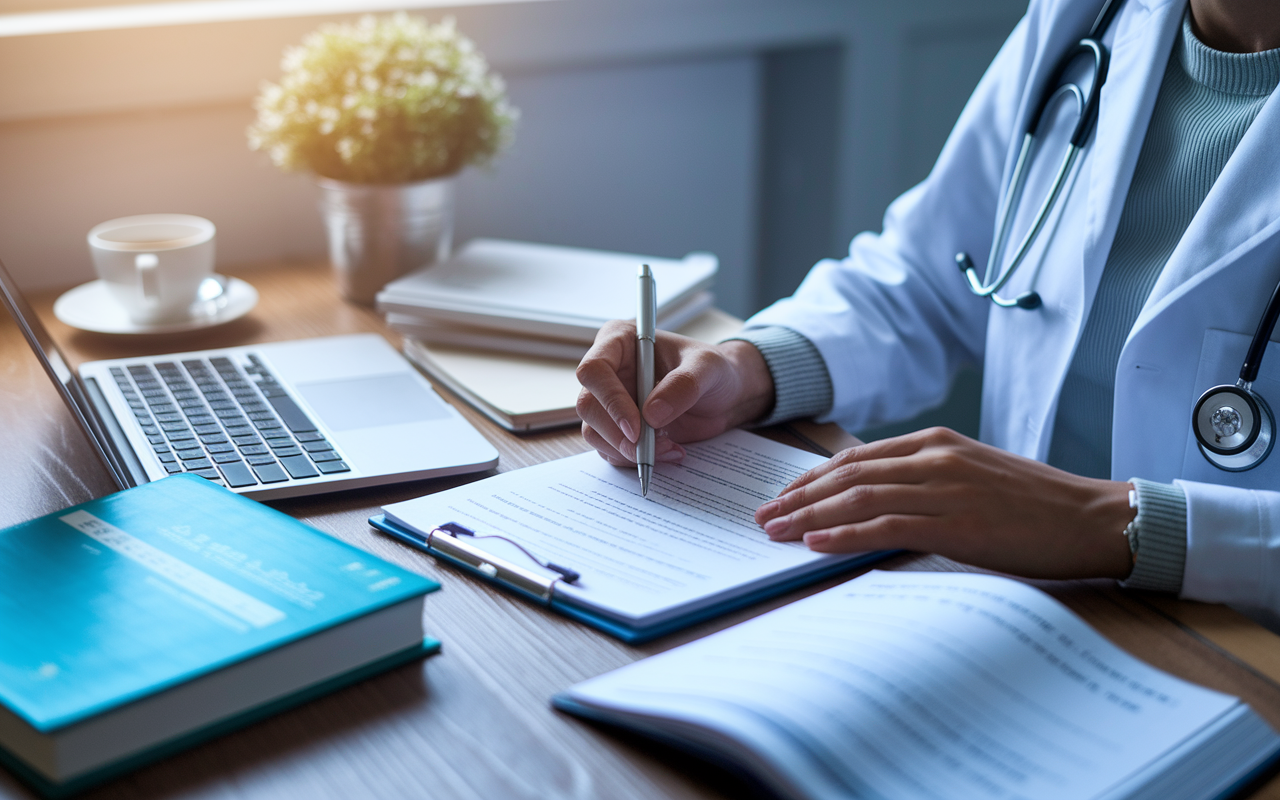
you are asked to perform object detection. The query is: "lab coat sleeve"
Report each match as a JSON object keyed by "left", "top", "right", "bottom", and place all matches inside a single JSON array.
[
  {"left": 744, "top": 11, "right": 1044, "bottom": 433},
  {"left": 1179, "top": 480, "right": 1280, "bottom": 626}
]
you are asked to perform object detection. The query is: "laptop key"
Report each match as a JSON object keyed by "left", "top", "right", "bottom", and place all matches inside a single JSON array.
[
  {"left": 163, "top": 462, "right": 183, "bottom": 474},
  {"left": 233, "top": 434, "right": 261, "bottom": 446},
  {"left": 206, "top": 442, "right": 235, "bottom": 453},
  {"left": 147, "top": 434, "right": 166, "bottom": 445},
  {"left": 175, "top": 447, "right": 204, "bottom": 460},
  {"left": 183, "top": 458, "right": 213, "bottom": 470},
  {"left": 301, "top": 440, "right": 331, "bottom": 452},
  {"left": 251, "top": 462, "right": 289, "bottom": 484},
  {"left": 218, "top": 461, "right": 258, "bottom": 488},
  {"left": 279, "top": 454, "right": 319, "bottom": 479},
  {"left": 246, "top": 454, "right": 278, "bottom": 466},
  {"left": 191, "top": 468, "right": 221, "bottom": 480},
  {"left": 295, "top": 431, "right": 326, "bottom": 442},
  {"left": 265, "top": 394, "right": 318, "bottom": 432},
  {"left": 199, "top": 434, "right": 229, "bottom": 445},
  {"left": 316, "top": 460, "right": 351, "bottom": 474},
  {"left": 309, "top": 450, "right": 342, "bottom": 462},
  {"left": 157, "top": 452, "right": 177, "bottom": 463},
  {"left": 212, "top": 452, "right": 243, "bottom": 464},
  {"left": 272, "top": 446, "right": 302, "bottom": 457},
  {"left": 193, "top": 424, "right": 222, "bottom": 436},
  {"left": 240, "top": 444, "right": 269, "bottom": 455}
]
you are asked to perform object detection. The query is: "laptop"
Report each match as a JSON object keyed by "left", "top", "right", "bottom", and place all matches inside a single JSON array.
[{"left": 0, "top": 258, "right": 499, "bottom": 500}]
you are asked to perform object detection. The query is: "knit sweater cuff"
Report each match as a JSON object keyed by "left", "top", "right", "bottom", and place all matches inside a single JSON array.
[
  {"left": 1119, "top": 478, "right": 1187, "bottom": 593},
  {"left": 722, "top": 326, "right": 834, "bottom": 426}
]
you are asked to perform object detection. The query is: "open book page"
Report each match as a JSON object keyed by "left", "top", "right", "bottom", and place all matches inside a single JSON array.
[
  {"left": 382, "top": 429, "right": 866, "bottom": 624},
  {"left": 559, "top": 571, "right": 1254, "bottom": 800}
]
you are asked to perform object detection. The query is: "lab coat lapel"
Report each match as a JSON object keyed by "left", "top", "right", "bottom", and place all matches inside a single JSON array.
[
  {"left": 1135, "top": 90, "right": 1280, "bottom": 327},
  {"left": 1079, "top": 0, "right": 1184, "bottom": 302},
  {"left": 1112, "top": 84, "right": 1280, "bottom": 483}
]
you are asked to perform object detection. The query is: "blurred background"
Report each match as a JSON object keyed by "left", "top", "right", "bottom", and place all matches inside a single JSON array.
[{"left": 0, "top": 0, "right": 1024, "bottom": 439}]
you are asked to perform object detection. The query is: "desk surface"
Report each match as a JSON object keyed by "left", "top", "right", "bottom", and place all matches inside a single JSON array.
[{"left": 6, "top": 262, "right": 1280, "bottom": 800}]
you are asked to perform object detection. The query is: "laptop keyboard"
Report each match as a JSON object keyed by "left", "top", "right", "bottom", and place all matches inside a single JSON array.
[{"left": 108, "top": 354, "right": 350, "bottom": 489}]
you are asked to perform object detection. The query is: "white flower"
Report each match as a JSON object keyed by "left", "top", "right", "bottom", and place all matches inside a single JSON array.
[{"left": 248, "top": 13, "right": 516, "bottom": 183}]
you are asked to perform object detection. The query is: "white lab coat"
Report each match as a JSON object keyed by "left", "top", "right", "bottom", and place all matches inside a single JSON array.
[{"left": 747, "top": 0, "right": 1280, "bottom": 622}]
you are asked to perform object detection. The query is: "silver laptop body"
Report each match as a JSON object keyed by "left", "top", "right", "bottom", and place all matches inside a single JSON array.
[{"left": 0, "top": 258, "right": 498, "bottom": 500}]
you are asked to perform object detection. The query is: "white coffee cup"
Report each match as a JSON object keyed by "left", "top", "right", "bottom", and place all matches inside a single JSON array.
[{"left": 87, "top": 214, "right": 216, "bottom": 324}]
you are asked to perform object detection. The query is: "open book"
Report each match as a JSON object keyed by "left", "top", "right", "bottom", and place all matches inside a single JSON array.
[
  {"left": 372, "top": 429, "right": 886, "bottom": 641},
  {"left": 554, "top": 571, "right": 1280, "bottom": 800}
]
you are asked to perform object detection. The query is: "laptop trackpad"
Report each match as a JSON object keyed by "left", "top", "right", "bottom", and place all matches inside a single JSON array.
[{"left": 294, "top": 374, "right": 449, "bottom": 432}]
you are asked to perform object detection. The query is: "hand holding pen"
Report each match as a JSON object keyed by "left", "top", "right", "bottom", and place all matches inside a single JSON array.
[{"left": 574, "top": 287, "right": 775, "bottom": 484}]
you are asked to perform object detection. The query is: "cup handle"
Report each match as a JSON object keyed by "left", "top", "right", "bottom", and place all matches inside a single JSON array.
[{"left": 135, "top": 253, "right": 160, "bottom": 302}]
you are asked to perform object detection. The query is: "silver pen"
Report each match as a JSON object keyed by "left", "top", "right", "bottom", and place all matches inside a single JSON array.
[{"left": 636, "top": 264, "right": 656, "bottom": 497}]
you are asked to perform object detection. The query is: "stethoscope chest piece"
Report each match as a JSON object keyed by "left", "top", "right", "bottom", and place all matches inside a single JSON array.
[{"left": 1193, "top": 383, "right": 1275, "bottom": 471}]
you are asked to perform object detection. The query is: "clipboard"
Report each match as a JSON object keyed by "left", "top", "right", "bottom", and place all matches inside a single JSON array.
[{"left": 369, "top": 514, "right": 891, "bottom": 644}]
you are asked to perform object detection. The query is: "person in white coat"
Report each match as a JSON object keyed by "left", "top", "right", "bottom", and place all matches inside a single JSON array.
[{"left": 576, "top": 0, "right": 1280, "bottom": 624}]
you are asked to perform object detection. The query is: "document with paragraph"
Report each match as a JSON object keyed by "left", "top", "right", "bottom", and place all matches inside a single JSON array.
[
  {"left": 555, "top": 571, "right": 1280, "bottom": 800},
  {"left": 382, "top": 429, "right": 874, "bottom": 626}
]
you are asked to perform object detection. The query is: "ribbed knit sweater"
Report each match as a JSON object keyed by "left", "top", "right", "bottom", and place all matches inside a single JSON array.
[{"left": 730, "top": 13, "right": 1280, "bottom": 593}]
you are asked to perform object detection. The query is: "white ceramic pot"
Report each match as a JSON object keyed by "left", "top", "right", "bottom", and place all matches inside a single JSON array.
[{"left": 317, "top": 174, "right": 456, "bottom": 305}]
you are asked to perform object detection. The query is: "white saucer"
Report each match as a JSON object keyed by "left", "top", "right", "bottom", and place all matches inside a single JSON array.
[{"left": 53, "top": 276, "right": 258, "bottom": 335}]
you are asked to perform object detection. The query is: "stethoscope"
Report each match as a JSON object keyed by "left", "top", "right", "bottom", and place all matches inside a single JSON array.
[{"left": 954, "top": 0, "right": 1280, "bottom": 472}]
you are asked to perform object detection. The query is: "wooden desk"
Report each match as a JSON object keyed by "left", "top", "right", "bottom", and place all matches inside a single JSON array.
[{"left": 6, "top": 261, "right": 1280, "bottom": 799}]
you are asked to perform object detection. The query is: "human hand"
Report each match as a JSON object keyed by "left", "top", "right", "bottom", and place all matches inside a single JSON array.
[
  {"left": 575, "top": 321, "right": 774, "bottom": 466},
  {"left": 755, "top": 427, "right": 1135, "bottom": 580}
]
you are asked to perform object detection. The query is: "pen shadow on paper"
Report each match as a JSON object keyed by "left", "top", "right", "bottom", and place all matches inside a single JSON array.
[{"left": 62, "top": 659, "right": 434, "bottom": 800}]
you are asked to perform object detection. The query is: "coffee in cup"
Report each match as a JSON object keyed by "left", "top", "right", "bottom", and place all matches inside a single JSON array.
[{"left": 87, "top": 214, "right": 216, "bottom": 324}]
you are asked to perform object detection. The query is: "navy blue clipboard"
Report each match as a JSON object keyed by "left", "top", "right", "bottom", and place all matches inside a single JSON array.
[{"left": 369, "top": 513, "right": 892, "bottom": 644}]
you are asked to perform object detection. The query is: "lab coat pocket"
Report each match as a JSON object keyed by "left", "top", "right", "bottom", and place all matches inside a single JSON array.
[{"left": 1180, "top": 329, "right": 1280, "bottom": 489}]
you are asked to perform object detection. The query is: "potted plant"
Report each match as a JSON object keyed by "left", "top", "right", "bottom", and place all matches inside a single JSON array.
[{"left": 249, "top": 14, "right": 517, "bottom": 303}]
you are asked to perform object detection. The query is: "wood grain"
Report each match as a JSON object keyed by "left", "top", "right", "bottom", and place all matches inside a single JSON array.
[{"left": 3, "top": 261, "right": 1280, "bottom": 800}]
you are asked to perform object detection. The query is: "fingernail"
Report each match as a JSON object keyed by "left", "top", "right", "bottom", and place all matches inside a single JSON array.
[
  {"left": 804, "top": 531, "right": 829, "bottom": 547},
  {"left": 758, "top": 501, "right": 779, "bottom": 518},
  {"left": 619, "top": 418, "right": 636, "bottom": 443},
  {"left": 657, "top": 448, "right": 684, "bottom": 463},
  {"left": 647, "top": 399, "right": 673, "bottom": 428},
  {"left": 763, "top": 517, "right": 790, "bottom": 538}
]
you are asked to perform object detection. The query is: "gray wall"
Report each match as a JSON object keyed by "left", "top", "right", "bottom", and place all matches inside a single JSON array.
[{"left": 0, "top": 0, "right": 1025, "bottom": 439}]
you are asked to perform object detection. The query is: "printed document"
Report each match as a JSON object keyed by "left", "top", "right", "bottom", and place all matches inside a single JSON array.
[
  {"left": 382, "top": 429, "right": 866, "bottom": 625},
  {"left": 560, "top": 571, "right": 1278, "bottom": 800}
]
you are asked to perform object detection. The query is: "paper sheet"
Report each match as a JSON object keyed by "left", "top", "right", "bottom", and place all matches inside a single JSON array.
[
  {"left": 565, "top": 571, "right": 1249, "bottom": 800},
  {"left": 382, "top": 429, "right": 862, "bottom": 623}
]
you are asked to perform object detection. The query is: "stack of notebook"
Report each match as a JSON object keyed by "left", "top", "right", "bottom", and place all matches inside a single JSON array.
[
  {"left": 376, "top": 238, "right": 719, "bottom": 360},
  {"left": 376, "top": 239, "right": 734, "bottom": 432}
]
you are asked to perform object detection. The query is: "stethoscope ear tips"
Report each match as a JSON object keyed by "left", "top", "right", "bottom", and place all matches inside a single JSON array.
[{"left": 1015, "top": 292, "right": 1042, "bottom": 310}]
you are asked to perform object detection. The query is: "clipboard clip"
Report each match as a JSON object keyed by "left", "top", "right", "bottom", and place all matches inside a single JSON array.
[{"left": 426, "top": 522, "right": 580, "bottom": 605}]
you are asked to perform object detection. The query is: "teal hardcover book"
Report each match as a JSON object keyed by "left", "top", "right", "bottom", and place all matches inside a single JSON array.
[{"left": 0, "top": 474, "right": 440, "bottom": 797}]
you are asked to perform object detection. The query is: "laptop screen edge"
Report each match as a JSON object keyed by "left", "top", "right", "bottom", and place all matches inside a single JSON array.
[{"left": 0, "top": 257, "right": 134, "bottom": 492}]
